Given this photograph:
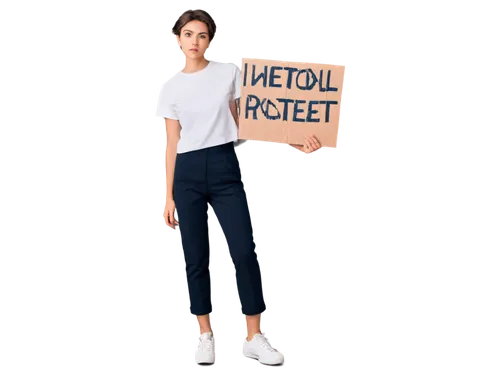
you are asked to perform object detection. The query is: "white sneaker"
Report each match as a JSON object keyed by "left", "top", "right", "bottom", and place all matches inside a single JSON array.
[
  {"left": 243, "top": 332, "right": 284, "bottom": 365},
  {"left": 195, "top": 332, "right": 215, "bottom": 364}
]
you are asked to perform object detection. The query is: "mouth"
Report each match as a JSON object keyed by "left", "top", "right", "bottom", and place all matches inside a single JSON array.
[{"left": 189, "top": 49, "right": 198, "bottom": 52}]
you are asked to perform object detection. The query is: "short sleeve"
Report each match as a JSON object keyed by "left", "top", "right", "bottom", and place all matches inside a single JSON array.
[
  {"left": 156, "top": 84, "right": 178, "bottom": 120},
  {"left": 232, "top": 64, "right": 241, "bottom": 100}
]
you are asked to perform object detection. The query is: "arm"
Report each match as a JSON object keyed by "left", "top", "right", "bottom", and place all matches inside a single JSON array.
[
  {"left": 165, "top": 118, "right": 181, "bottom": 200},
  {"left": 230, "top": 97, "right": 240, "bottom": 127},
  {"left": 229, "top": 98, "right": 304, "bottom": 153},
  {"left": 161, "top": 119, "right": 167, "bottom": 194},
  {"left": 229, "top": 98, "right": 246, "bottom": 148},
  {"left": 289, "top": 144, "right": 304, "bottom": 152},
  {"left": 229, "top": 98, "right": 304, "bottom": 151}
]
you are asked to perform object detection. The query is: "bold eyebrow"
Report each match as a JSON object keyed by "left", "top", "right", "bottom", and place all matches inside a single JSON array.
[{"left": 183, "top": 29, "right": 208, "bottom": 35}]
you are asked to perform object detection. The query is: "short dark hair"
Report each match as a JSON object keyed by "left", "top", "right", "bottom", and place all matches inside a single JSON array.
[{"left": 172, "top": 9, "right": 216, "bottom": 42}]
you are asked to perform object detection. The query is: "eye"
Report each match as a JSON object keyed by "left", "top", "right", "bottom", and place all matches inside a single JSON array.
[
  {"left": 185, "top": 32, "right": 190, "bottom": 36},
  {"left": 201, "top": 35, "right": 206, "bottom": 38}
]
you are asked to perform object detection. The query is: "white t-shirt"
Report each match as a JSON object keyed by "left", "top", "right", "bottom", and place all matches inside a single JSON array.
[{"left": 156, "top": 60, "right": 243, "bottom": 154}]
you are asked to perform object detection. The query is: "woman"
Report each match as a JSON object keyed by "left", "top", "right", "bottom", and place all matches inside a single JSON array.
[{"left": 155, "top": 9, "right": 321, "bottom": 366}]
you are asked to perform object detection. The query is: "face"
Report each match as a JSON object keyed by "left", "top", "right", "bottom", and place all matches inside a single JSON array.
[{"left": 177, "top": 20, "right": 210, "bottom": 58}]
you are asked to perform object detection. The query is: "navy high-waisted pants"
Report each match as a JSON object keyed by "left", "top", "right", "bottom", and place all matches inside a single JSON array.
[{"left": 173, "top": 141, "right": 266, "bottom": 316}]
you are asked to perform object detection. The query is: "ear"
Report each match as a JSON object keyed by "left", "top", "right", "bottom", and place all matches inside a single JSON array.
[{"left": 176, "top": 35, "right": 181, "bottom": 46}]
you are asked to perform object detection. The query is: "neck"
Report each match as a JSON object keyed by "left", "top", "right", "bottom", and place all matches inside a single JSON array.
[{"left": 182, "top": 56, "right": 209, "bottom": 73}]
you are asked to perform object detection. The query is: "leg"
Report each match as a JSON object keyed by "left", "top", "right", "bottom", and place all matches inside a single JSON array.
[
  {"left": 174, "top": 180, "right": 212, "bottom": 315},
  {"left": 197, "top": 314, "right": 213, "bottom": 335},
  {"left": 246, "top": 313, "right": 262, "bottom": 341},
  {"left": 207, "top": 152, "right": 266, "bottom": 316}
]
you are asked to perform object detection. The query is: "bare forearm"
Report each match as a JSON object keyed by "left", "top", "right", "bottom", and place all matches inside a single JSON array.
[
  {"left": 234, "top": 97, "right": 240, "bottom": 127},
  {"left": 166, "top": 139, "right": 179, "bottom": 200},
  {"left": 229, "top": 98, "right": 240, "bottom": 128},
  {"left": 289, "top": 144, "right": 304, "bottom": 152}
]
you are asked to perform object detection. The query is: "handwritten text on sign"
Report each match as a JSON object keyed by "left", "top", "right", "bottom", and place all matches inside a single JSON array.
[{"left": 242, "top": 62, "right": 338, "bottom": 123}]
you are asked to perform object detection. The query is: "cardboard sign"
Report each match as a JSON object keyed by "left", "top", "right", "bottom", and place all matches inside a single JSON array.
[{"left": 238, "top": 58, "right": 345, "bottom": 147}]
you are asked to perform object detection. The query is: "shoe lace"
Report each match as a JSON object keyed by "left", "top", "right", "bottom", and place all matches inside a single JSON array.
[
  {"left": 255, "top": 332, "right": 277, "bottom": 352},
  {"left": 199, "top": 336, "right": 213, "bottom": 352}
]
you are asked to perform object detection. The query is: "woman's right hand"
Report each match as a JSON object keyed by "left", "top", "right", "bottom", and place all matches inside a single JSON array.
[{"left": 164, "top": 198, "right": 179, "bottom": 229}]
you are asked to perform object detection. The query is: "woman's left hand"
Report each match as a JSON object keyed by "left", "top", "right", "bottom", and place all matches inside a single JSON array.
[{"left": 290, "top": 135, "right": 322, "bottom": 153}]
